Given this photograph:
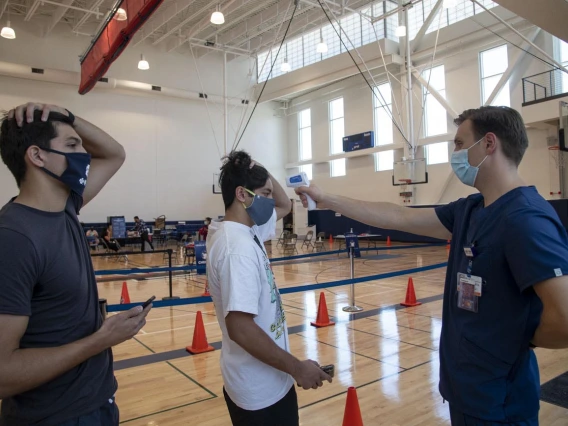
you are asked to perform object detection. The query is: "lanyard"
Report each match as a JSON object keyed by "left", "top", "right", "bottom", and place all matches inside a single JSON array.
[{"left": 253, "top": 234, "right": 267, "bottom": 257}]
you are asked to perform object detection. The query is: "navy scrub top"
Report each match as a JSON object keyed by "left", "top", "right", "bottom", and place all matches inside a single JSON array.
[{"left": 435, "top": 186, "right": 568, "bottom": 421}]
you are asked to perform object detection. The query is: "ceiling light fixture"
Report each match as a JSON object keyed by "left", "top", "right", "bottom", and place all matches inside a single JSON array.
[
  {"left": 210, "top": 5, "right": 225, "bottom": 25},
  {"left": 138, "top": 54, "right": 149, "bottom": 70},
  {"left": 316, "top": 37, "right": 328, "bottom": 53},
  {"left": 1, "top": 21, "right": 15, "bottom": 39},
  {"left": 281, "top": 59, "right": 291, "bottom": 72},
  {"left": 115, "top": 8, "right": 127, "bottom": 21}
]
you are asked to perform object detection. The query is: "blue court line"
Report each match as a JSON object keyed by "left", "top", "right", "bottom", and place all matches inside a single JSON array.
[
  {"left": 106, "top": 261, "right": 447, "bottom": 312},
  {"left": 95, "top": 265, "right": 197, "bottom": 276}
]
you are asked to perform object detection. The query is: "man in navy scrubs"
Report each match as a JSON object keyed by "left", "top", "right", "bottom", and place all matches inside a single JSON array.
[{"left": 295, "top": 106, "right": 568, "bottom": 425}]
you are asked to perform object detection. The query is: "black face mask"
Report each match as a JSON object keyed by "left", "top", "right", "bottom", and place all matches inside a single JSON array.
[{"left": 40, "top": 148, "right": 91, "bottom": 197}]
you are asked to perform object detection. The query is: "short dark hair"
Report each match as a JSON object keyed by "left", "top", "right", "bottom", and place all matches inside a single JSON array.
[
  {"left": 0, "top": 110, "right": 73, "bottom": 187},
  {"left": 134, "top": 216, "right": 139, "bottom": 220},
  {"left": 219, "top": 150, "right": 269, "bottom": 209},
  {"left": 454, "top": 106, "right": 528, "bottom": 166}
]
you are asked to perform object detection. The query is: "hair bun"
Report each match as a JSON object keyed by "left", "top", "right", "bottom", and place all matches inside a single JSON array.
[{"left": 225, "top": 150, "right": 252, "bottom": 170}]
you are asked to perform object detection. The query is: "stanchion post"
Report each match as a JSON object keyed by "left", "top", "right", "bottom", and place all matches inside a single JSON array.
[
  {"left": 343, "top": 241, "right": 363, "bottom": 312},
  {"left": 162, "top": 248, "right": 180, "bottom": 300}
]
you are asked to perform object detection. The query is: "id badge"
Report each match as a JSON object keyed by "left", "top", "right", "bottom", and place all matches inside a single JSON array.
[{"left": 457, "top": 273, "right": 482, "bottom": 313}]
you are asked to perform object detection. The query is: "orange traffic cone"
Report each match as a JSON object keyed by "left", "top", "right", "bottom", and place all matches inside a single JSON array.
[
  {"left": 120, "top": 282, "right": 130, "bottom": 304},
  {"left": 342, "top": 387, "right": 364, "bottom": 426},
  {"left": 401, "top": 277, "right": 422, "bottom": 307},
  {"left": 186, "top": 311, "right": 215, "bottom": 354},
  {"left": 202, "top": 279, "right": 210, "bottom": 297},
  {"left": 446, "top": 239, "right": 451, "bottom": 249},
  {"left": 329, "top": 234, "right": 334, "bottom": 246},
  {"left": 386, "top": 236, "right": 391, "bottom": 247},
  {"left": 311, "top": 292, "right": 335, "bottom": 327}
]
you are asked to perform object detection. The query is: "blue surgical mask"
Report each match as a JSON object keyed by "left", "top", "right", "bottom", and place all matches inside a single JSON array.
[
  {"left": 41, "top": 148, "right": 91, "bottom": 197},
  {"left": 451, "top": 137, "right": 488, "bottom": 187},
  {"left": 243, "top": 188, "right": 275, "bottom": 226}
]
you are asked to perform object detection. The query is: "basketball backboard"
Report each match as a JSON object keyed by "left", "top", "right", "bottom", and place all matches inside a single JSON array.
[
  {"left": 392, "top": 158, "right": 428, "bottom": 186},
  {"left": 213, "top": 173, "right": 221, "bottom": 194}
]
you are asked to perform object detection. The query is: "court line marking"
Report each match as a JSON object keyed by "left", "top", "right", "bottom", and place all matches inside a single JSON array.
[{"left": 114, "top": 294, "right": 444, "bottom": 371}]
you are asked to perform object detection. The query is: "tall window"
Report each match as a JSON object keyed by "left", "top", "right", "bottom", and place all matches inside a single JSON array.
[
  {"left": 299, "top": 165, "right": 313, "bottom": 180},
  {"left": 480, "top": 44, "right": 510, "bottom": 106},
  {"left": 556, "top": 38, "right": 568, "bottom": 93},
  {"left": 329, "top": 98, "right": 346, "bottom": 177},
  {"left": 298, "top": 109, "right": 312, "bottom": 180},
  {"left": 422, "top": 65, "right": 448, "bottom": 137},
  {"left": 426, "top": 141, "right": 449, "bottom": 165},
  {"left": 373, "top": 82, "right": 394, "bottom": 171}
]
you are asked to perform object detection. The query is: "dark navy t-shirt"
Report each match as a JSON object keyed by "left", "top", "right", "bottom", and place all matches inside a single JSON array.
[
  {"left": 0, "top": 194, "right": 116, "bottom": 425},
  {"left": 435, "top": 186, "right": 568, "bottom": 421}
]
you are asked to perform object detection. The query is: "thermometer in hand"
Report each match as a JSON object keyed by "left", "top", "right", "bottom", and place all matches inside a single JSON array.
[{"left": 286, "top": 172, "right": 317, "bottom": 210}]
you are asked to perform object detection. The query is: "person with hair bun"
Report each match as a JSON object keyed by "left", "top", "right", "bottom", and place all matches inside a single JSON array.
[{"left": 206, "top": 150, "right": 332, "bottom": 426}]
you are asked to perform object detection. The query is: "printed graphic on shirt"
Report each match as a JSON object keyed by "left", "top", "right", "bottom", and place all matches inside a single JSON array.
[{"left": 262, "top": 255, "right": 286, "bottom": 341}]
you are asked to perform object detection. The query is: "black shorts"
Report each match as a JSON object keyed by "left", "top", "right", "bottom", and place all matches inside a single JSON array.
[
  {"left": 223, "top": 385, "right": 299, "bottom": 426},
  {"left": 58, "top": 396, "right": 119, "bottom": 426}
]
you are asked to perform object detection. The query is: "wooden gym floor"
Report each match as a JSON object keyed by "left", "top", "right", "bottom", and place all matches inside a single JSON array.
[{"left": 8, "top": 242, "right": 568, "bottom": 425}]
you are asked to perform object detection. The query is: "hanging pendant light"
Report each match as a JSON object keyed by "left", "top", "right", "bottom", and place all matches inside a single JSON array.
[
  {"left": 138, "top": 54, "right": 149, "bottom": 70},
  {"left": 114, "top": 8, "right": 127, "bottom": 21},
  {"left": 210, "top": 5, "right": 225, "bottom": 25},
  {"left": 281, "top": 58, "right": 291, "bottom": 72},
  {"left": 316, "top": 37, "right": 328, "bottom": 53},
  {"left": 1, "top": 21, "right": 15, "bottom": 39}
]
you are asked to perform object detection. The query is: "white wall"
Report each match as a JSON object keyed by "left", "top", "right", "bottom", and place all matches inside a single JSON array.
[
  {"left": 0, "top": 19, "right": 289, "bottom": 222},
  {"left": 283, "top": 21, "right": 558, "bottom": 206}
]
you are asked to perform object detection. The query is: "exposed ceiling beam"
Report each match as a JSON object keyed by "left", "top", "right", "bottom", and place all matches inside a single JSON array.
[
  {"left": 166, "top": 0, "right": 246, "bottom": 52},
  {"left": 0, "top": 0, "right": 10, "bottom": 22},
  {"left": 44, "top": 0, "right": 74, "bottom": 37},
  {"left": 24, "top": 0, "right": 40, "bottom": 21},
  {"left": 150, "top": 2, "right": 215, "bottom": 46},
  {"left": 246, "top": 8, "right": 331, "bottom": 52},
  {"left": 199, "top": 1, "right": 276, "bottom": 45},
  {"left": 72, "top": 0, "right": 104, "bottom": 32},
  {"left": 218, "top": 0, "right": 294, "bottom": 46},
  {"left": 132, "top": 0, "right": 196, "bottom": 47},
  {"left": 411, "top": 0, "right": 442, "bottom": 52}
]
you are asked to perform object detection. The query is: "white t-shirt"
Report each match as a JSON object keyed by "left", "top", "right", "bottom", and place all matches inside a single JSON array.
[{"left": 206, "top": 210, "right": 293, "bottom": 411}]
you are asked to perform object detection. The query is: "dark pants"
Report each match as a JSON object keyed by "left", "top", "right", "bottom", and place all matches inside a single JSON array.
[
  {"left": 140, "top": 231, "right": 154, "bottom": 252},
  {"left": 223, "top": 385, "right": 299, "bottom": 426},
  {"left": 58, "top": 397, "right": 119, "bottom": 426},
  {"left": 449, "top": 405, "right": 538, "bottom": 426}
]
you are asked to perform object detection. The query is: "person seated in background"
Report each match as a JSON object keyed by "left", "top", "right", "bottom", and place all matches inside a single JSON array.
[
  {"left": 198, "top": 217, "right": 212, "bottom": 241},
  {"left": 85, "top": 226, "right": 99, "bottom": 250},
  {"left": 103, "top": 225, "right": 120, "bottom": 252}
]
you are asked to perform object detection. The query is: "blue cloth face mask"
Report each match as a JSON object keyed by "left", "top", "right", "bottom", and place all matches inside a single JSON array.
[
  {"left": 41, "top": 148, "right": 91, "bottom": 197},
  {"left": 451, "top": 137, "right": 488, "bottom": 187},
  {"left": 243, "top": 188, "right": 275, "bottom": 226}
]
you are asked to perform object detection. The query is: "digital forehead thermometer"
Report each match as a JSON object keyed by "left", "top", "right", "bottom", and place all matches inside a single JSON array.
[{"left": 286, "top": 172, "right": 316, "bottom": 210}]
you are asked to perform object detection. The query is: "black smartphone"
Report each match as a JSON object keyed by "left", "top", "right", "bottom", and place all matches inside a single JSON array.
[
  {"left": 320, "top": 364, "right": 335, "bottom": 378},
  {"left": 142, "top": 295, "right": 156, "bottom": 309}
]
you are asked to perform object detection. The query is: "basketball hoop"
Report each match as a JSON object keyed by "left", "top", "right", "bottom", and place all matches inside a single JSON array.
[
  {"left": 398, "top": 179, "right": 412, "bottom": 204},
  {"left": 548, "top": 146, "right": 566, "bottom": 170}
]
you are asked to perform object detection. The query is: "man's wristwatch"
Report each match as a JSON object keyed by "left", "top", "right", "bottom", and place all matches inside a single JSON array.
[{"left": 65, "top": 109, "right": 76, "bottom": 125}]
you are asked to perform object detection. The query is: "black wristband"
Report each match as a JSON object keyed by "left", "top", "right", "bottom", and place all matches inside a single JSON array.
[{"left": 65, "top": 109, "right": 75, "bottom": 125}]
